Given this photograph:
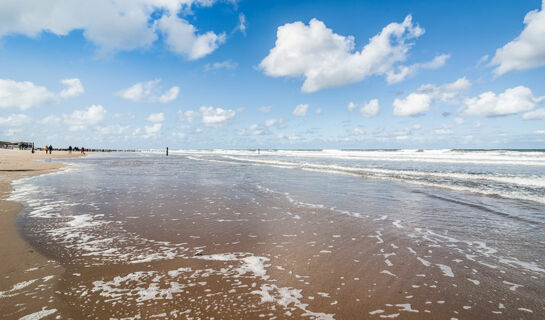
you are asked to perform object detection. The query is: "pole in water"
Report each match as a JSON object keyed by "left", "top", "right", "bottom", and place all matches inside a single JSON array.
[{"left": 166, "top": 147, "right": 168, "bottom": 156}]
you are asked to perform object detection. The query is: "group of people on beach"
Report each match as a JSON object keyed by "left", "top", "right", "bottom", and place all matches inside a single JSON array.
[
  {"left": 43, "top": 145, "right": 85, "bottom": 154},
  {"left": 68, "top": 146, "right": 85, "bottom": 154}
]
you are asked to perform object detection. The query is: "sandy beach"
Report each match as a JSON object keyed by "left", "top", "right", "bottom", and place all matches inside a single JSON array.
[
  {"left": 0, "top": 149, "right": 87, "bottom": 319},
  {"left": 2, "top": 150, "right": 543, "bottom": 319}
]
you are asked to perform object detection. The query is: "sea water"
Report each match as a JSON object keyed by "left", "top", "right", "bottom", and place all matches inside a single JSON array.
[{"left": 8, "top": 150, "right": 545, "bottom": 319}]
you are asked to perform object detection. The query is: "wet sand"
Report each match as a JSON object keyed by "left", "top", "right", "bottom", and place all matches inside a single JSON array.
[
  {"left": 7, "top": 153, "right": 544, "bottom": 319},
  {"left": 0, "top": 149, "right": 88, "bottom": 319}
]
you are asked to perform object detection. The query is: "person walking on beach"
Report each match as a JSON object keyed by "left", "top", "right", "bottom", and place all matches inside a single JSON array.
[
  {"left": 49, "top": 145, "right": 53, "bottom": 154},
  {"left": 81, "top": 146, "right": 85, "bottom": 155},
  {"left": 45, "top": 145, "right": 48, "bottom": 154},
  {"left": 69, "top": 145, "right": 72, "bottom": 153}
]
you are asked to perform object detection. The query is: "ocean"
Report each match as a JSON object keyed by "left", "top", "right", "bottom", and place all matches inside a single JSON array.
[{"left": 8, "top": 149, "right": 545, "bottom": 319}]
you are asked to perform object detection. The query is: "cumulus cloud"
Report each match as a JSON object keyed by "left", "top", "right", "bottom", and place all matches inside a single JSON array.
[
  {"left": 434, "top": 124, "right": 453, "bottom": 135},
  {"left": 238, "top": 124, "right": 268, "bottom": 136},
  {"left": 353, "top": 128, "right": 365, "bottom": 135},
  {"left": 146, "top": 112, "right": 165, "bottom": 122},
  {"left": 200, "top": 106, "right": 236, "bottom": 125},
  {"left": 39, "top": 115, "right": 62, "bottom": 125},
  {"left": 158, "top": 13, "right": 226, "bottom": 60},
  {"left": 260, "top": 16, "right": 428, "bottom": 92},
  {"left": 117, "top": 80, "right": 179, "bottom": 103},
  {"left": 386, "top": 54, "right": 450, "bottom": 84},
  {"left": 393, "top": 77, "right": 471, "bottom": 116},
  {"left": 0, "top": 0, "right": 226, "bottom": 58},
  {"left": 523, "top": 108, "right": 545, "bottom": 120},
  {"left": 461, "top": 86, "right": 545, "bottom": 117},
  {"left": 158, "top": 87, "right": 180, "bottom": 103},
  {"left": 59, "top": 78, "right": 84, "bottom": 98},
  {"left": 96, "top": 124, "right": 130, "bottom": 136},
  {"left": 292, "top": 104, "right": 309, "bottom": 116},
  {"left": 454, "top": 117, "right": 464, "bottom": 124},
  {"left": 143, "top": 123, "right": 162, "bottom": 139},
  {"left": 264, "top": 118, "right": 285, "bottom": 128},
  {"left": 491, "top": 1, "right": 545, "bottom": 75},
  {"left": 177, "top": 109, "right": 197, "bottom": 122},
  {"left": 0, "top": 79, "right": 55, "bottom": 109},
  {"left": 63, "top": 104, "right": 107, "bottom": 131},
  {"left": 0, "top": 78, "right": 83, "bottom": 110},
  {"left": 348, "top": 99, "right": 380, "bottom": 117},
  {"left": 0, "top": 114, "right": 31, "bottom": 126},
  {"left": 204, "top": 59, "right": 238, "bottom": 71}
]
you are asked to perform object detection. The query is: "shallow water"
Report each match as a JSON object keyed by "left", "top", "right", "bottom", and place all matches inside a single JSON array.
[{"left": 8, "top": 150, "right": 545, "bottom": 319}]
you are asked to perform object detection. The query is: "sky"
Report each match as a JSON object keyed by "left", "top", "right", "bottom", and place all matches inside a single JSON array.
[{"left": 0, "top": 0, "right": 544, "bottom": 149}]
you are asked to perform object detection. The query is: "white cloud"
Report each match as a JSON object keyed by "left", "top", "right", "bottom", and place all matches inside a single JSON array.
[
  {"left": 63, "top": 104, "right": 107, "bottom": 131},
  {"left": 59, "top": 78, "right": 84, "bottom": 98},
  {"left": 158, "top": 13, "right": 226, "bottom": 60},
  {"left": 476, "top": 54, "right": 489, "bottom": 67},
  {"left": 237, "top": 13, "right": 247, "bottom": 35},
  {"left": 117, "top": 80, "right": 179, "bottom": 103},
  {"left": 178, "top": 109, "right": 197, "bottom": 122},
  {"left": 412, "top": 124, "right": 422, "bottom": 130},
  {"left": 534, "top": 130, "right": 545, "bottom": 134},
  {"left": 200, "top": 106, "right": 236, "bottom": 125},
  {"left": 454, "top": 117, "right": 464, "bottom": 124},
  {"left": 315, "top": 108, "right": 322, "bottom": 115},
  {"left": 143, "top": 123, "right": 162, "bottom": 139},
  {"left": 0, "top": 78, "right": 84, "bottom": 110},
  {"left": 264, "top": 118, "right": 285, "bottom": 128},
  {"left": 292, "top": 104, "right": 309, "bottom": 116},
  {"left": 393, "top": 77, "right": 471, "bottom": 116},
  {"left": 348, "top": 99, "right": 380, "bottom": 117},
  {"left": 434, "top": 124, "right": 453, "bottom": 135},
  {"left": 96, "top": 124, "right": 130, "bottom": 136},
  {"left": 491, "top": 1, "right": 545, "bottom": 75},
  {"left": 277, "top": 133, "right": 302, "bottom": 142},
  {"left": 258, "top": 106, "right": 271, "bottom": 113},
  {"left": 0, "top": 79, "right": 55, "bottom": 109},
  {"left": 158, "top": 86, "right": 180, "bottom": 103},
  {"left": 523, "top": 108, "right": 545, "bottom": 120},
  {"left": 393, "top": 93, "right": 431, "bottom": 116},
  {"left": 39, "top": 115, "right": 61, "bottom": 125},
  {"left": 146, "top": 112, "right": 165, "bottom": 122},
  {"left": 238, "top": 124, "right": 267, "bottom": 136},
  {"left": 461, "top": 86, "right": 545, "bottom": 117},
  {"left": 0, "top": 0, "right": 225, "bottom": 58},
  {"left": 204, "top": 59, "right": 238, "bottom": 71},
  {"left": 386, "top": 54, "right": 450, "bottom": 84},
  {"left": 353, "top": 128, "right": 365, "bottom": 135},
  {"left": 260, "top": 16, "right": 426, "bottom": 92},
  {"left": 0, "top": 114, "right": 31, "bottom": 126},
  {"left": 171, "top": 131, "right": 186, "bottom": 140}
]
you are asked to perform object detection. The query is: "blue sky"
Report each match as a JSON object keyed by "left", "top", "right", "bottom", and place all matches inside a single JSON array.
[{"left": 0, "top": 0, "right": 544, "bottom": 149}]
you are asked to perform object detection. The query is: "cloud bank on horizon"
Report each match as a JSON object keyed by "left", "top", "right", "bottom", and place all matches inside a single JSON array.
[{"left": 0, "top": 0, "right": 544, "bottom": 148}]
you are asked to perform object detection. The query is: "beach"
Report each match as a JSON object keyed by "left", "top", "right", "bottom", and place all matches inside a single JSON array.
[
  {"left": 2, "top": 149, "right": 544, "bottom": 319},
  {"left": 0, "top": 149, "right": 87, "bottom": 318}
]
